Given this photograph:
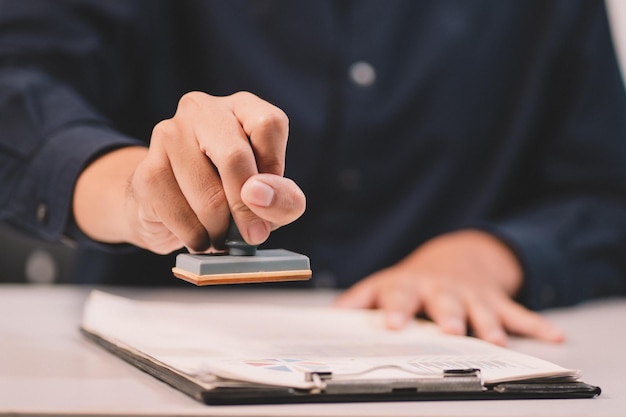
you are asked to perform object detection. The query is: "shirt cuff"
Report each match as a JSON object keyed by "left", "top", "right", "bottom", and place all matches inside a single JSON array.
[
  {"left": 10, "top": 123, "right": 145, "bottom": 248},
  {"left": 473, "top": 220, "right": 568, "bottom": 311}
]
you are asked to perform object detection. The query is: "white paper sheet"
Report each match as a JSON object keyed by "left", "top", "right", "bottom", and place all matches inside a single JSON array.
[{"left": 81, "top": 290, "right": 578, "bottom": 390}]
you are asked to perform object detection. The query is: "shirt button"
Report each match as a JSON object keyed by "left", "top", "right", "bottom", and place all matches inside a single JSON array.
[
  {"left": 36, "top": 203, "right": 49, "bottom": 224},
  {"left": 348, "top": 61, "right": 376, "bottom": 87},
  {"left": 25, "top": 249, "right": 58, "bottom": 284}
]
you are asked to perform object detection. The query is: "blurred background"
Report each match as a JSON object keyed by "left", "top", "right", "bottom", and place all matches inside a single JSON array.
[
  {"left": 2, "top": 0, "right": 626, "bottom": 284},
  {"left": 0, "top": 223, "right": 76, "bottom": 283}
]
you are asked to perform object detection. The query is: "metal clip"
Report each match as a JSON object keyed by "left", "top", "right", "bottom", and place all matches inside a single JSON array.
[
  {"left": 305, "top": 371, "right": 332, "bottom": 393},
  {"left": 304, "top": 368, "right": 484, "bottom": 395}
]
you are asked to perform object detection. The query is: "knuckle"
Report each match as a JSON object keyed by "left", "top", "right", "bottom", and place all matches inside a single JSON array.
[
  {"left": 256, "top": 108, "right": 289, "bottom": 134},
  {"left": 258, "top": 158, "right": 284, "bottom": 175},
  {"left": 230, "top": 91, "right": 289, "bottom": 134},
  {"left": 230, "top": 199, "right": 257, "bottom": 222},
  {"left": 230, "top": 90, "right": 256, "bottom": 101},
  {"left": 177, "top": 91, "right": 206, "bottom": 112},
  {"left": 151, "top": 118, "right": 179, "bottom": 145},
  {"left": 151, "top": 245, "right": 177, "bottom": 256},
  {"left": 133, "top": 159, "right": 171, "bottom": 192},
  {"left": 200, "top": 183, "right": 227, "bottom": 211},
  {"left": 221, "top": 146, "right": 252, "bottom": 171}
]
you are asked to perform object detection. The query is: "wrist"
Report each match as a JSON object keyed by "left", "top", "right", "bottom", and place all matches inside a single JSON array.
[
  {"left": 459, "top": 229, "right": 523, "bottom": 295},
  {"left": 73, "top": 146, "right": 147, "bottom": 243}
]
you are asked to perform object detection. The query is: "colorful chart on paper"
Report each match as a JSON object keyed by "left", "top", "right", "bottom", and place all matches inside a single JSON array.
[{"left": 244, "top": 358, "right": 330, "bottom": 373}]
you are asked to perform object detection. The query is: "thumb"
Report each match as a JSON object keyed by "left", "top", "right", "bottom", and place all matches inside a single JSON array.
[{"left": 241, "top": 173, "right": 306, "bottom": 227}]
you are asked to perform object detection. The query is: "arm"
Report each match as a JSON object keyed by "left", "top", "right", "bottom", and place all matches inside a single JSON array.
[
  {"left": 0, "top": 2, "right": 305, "bottom": 253},
  {"left": 0, "top": 2, "right": 146, "bottom": 245},
  {"left": 337, "top": 1, "right": 626, "bottom": 344},
  {"left": 488, "top": 0, "right": 626, "bottom": 311}
]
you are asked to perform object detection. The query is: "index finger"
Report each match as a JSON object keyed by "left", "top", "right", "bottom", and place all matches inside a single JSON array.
[
  {"left": 230, "top": 91, "right": 289, "bottom": 176},
  {"left": 498, "top": 299, "right": 565, "bottom": 343}
]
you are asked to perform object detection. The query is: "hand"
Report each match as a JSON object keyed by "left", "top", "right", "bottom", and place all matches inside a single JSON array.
[
  {"left": 334, "top": 230, "right": 564, "bottom": 345},
  {"left": 73, "top": 91, "right": 306, "bottom": 254}
]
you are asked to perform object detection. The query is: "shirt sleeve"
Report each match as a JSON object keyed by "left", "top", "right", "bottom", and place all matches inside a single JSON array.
[
  {"left": 481, "top": 1, "right": 626, "bottom": 310},
  {"left": 0, "top": 2, "right": 145, "bottom": 247}
]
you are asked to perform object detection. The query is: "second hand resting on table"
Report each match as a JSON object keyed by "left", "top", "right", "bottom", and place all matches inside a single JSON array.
[{"left": 71, "top": 91, "right": 564, "bottom": 346}]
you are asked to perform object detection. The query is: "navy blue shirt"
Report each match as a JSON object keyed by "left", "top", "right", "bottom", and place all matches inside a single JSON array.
[{"left": 1, "top": 1, "right": 626, "bottom": 309}]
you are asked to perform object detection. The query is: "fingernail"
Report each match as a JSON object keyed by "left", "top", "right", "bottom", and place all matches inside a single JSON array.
[
  {"left": 386, "top": 311, "right": 408, "bottom": 329},
  {"left": 247, "top": 179, "right": 274, "bottom": 207},
  {"left": 487, "top": 329, "right": 507, "bottom": 346},
  {"left": 549, "top": 328, "right": 566, "bottom": 343},
  {"left": 247, "top": 220, "right": 269, "bottom": 244},
  {"left": 442, "top": 318, "right": 466, "bottom": 335}
]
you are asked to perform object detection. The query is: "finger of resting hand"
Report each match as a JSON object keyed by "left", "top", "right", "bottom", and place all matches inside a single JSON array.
[
  {"left": 230, "top": 91, "right": 289, "bottom": 176},
  {"left": 498, "top": 300, "right": 565, "bottom": 343},
  {"left": 377, "top": 282, "right": 422, "bottom": 330},
  {"left": 466, "top": 296, "right": 508, "bottom": 346},
  {"left": 423, "top": 291, "right": 467, "bottom": 336},
  {"left": 334, "top": 278, "right": 379, "bottom": 309}
]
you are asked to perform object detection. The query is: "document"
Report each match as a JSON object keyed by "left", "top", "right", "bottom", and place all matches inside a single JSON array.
[{"left": 80, "top": 290, "right": 599, "bottom": 404}]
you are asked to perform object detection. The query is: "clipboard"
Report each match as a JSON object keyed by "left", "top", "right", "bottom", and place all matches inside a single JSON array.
[{"left": 80, "top": 291, "right": 601, "bottom": 405}]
